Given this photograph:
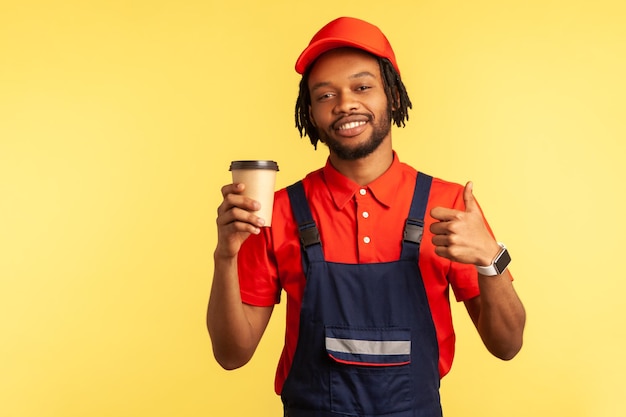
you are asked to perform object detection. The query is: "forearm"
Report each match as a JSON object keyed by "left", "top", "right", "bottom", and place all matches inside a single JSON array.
[
  {"left": 207, "top": 253, "right": 261, "bottom": 369},
  {"left": 473, "top": 271, "right": 526, "bottom": 360}
]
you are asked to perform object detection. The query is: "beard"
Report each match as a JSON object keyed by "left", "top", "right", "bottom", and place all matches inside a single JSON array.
[{"left": 318, "top": 111, "right": 391, "bottom": 161}]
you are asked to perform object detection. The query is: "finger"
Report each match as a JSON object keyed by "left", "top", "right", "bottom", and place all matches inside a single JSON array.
[
  {"left": 216, "top": 192, "right": 264, "bottom": 235},
  {"left": 463, "top": 181, "right": 478, "bottom": 212},
  {"left": 433, "top": 245, "right": 452, "bottom": 260},
  {"left": 430, "top": 206, "right": 461, "bottom": 222},
  {"left": 217, "top": 205, "right": 264, "bottom": 227},
  {"left": 221, "top": 182, "right": 245, "bottom": 199},
  {"left": 429, "top": 220, "right": 451, "bottom": 236},
  {"left": 431, "top": 234, "right": 451, "bottom": 247},
  {"left": 219, "top": 190, "right": 261, "bottom": 216},
  {"left": 224, "top": 216, "right": 263, "bottom": 235}
]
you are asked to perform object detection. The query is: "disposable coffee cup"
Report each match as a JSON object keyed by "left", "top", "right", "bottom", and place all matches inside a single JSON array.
[{"left": 229, "top": 160, "right": 279, "bottom": 226}]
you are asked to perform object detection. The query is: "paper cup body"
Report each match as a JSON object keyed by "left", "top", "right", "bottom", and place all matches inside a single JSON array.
[{"left": 230, "top": 160, "right": 279, "bottom": 226}]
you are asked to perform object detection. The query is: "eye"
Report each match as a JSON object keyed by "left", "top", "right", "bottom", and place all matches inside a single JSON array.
[
  {"left": 316, "top": 92, "right": 335, "bottom": 102},
  {"left": 356, "top": 85, "right": 372, "bottom": 92}
]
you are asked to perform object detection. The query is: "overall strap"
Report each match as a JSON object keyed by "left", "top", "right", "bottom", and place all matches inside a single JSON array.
[
  {"left": 286, "top": 181, "right": 325, "bottom": 265},
  {"left": 400, "top": 172, "right": 433, "bottom": 260}
]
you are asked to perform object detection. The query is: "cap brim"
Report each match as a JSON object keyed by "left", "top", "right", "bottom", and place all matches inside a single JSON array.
[{"left": 295, "top": 38, "right": 389, "bottom": 74}]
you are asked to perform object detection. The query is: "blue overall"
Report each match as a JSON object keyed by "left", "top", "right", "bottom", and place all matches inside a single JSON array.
[{"left": 282, "top": 173, "right": 442, "bottom": 417}]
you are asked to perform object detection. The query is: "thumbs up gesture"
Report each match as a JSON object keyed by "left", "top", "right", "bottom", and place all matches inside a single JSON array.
[{"left": 430, "top": 182, "right": 501, "bottom": 266}]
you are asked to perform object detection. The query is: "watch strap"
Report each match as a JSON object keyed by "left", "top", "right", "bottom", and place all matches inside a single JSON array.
[{"left": 475, "top": 242, "right": 510, "bottom": 276}]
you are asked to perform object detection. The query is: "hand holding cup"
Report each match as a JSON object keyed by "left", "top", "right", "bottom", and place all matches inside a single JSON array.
[{"left": 229, "top": 160, "right": 279, "bottom": 226}]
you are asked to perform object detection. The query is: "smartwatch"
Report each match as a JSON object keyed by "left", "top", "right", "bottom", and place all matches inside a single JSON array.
[{"left": 475, "top": 242, "right": 511, "bottom": 276}]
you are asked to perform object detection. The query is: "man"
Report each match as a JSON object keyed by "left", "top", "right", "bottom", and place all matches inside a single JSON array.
[{"left": 208, "top": 16, "right": 526, "bottom": 417}]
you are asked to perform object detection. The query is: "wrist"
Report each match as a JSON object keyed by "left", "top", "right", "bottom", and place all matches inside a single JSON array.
[
  {"left": 477, "top": 241, "right": 504, "bottom": 267},
  {"left": 475, "top": 242, "right": 511, "bottom": 276},
  {"left": 213, "top": 248, "right": 239, "bottom": 264}
]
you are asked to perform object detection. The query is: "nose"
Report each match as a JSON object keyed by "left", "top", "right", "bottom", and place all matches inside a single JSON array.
[{"left": 333, "top": 90, "right": 359, "bottom": 114}]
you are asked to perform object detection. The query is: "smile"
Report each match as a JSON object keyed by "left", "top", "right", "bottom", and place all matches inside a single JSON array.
[{"left": 337, "top": 121, "right": 367, "bottom": 130}]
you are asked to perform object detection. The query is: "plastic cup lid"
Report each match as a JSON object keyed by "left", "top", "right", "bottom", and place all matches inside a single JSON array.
[{"left": 229, "top": 160, "right": 279, "bottom": 171}]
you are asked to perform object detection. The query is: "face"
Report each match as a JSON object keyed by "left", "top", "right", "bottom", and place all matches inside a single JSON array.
[{"left": 307, "top": 48, "right": 391, "bottom": 161}]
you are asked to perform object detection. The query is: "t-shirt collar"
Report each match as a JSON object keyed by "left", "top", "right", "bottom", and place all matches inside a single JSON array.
[{"left": 322, "top": 152, "right": 402, "bottom": 210}]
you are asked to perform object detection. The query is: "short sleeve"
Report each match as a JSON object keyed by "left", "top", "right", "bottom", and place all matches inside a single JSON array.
[
  {"left": 447, "top": 262, "right": 480, "bottom": 302},
  {"left": 238, "top": 228, "right": 281, "bottom": 306}
]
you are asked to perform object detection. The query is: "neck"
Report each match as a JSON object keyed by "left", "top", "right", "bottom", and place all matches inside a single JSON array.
[{"left": 328, "top": 140, "right": 394, "bottom": 186}]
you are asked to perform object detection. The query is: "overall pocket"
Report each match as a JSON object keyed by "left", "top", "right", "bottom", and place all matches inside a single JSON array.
[{"left": 325, "top": 326, "right": 413, "bottom": 415}]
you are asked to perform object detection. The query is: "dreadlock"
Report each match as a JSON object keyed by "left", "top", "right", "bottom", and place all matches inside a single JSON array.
[{"left": 295, "top": 55, "right": 412, "bottom": 149}]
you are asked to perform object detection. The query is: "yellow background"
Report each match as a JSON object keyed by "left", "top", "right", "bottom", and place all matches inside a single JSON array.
[{"left": 1, "top": 1, "right": 625, "bottom": 416}]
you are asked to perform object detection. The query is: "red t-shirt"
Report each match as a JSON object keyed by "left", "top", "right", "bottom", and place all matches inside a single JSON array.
[{"left": 238, "top": 153, "right": 490, "bottom": 395}]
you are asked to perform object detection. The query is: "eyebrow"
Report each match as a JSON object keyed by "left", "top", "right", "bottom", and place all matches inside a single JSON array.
[{"left": 310, "top": 71, "right": 377, "bottom": 93}]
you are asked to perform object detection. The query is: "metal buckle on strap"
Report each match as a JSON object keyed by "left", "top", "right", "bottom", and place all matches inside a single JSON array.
[
  {"left": 403, "top": 218, "right": 424, "bottom": 244},
  {"left": 299, "top": 221, "right": 321, "bottom": 247}
]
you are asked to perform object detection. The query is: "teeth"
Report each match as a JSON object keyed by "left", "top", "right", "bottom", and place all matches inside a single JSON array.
[{"left": 338, "top": 121, "right": 366, "bottom": 130}]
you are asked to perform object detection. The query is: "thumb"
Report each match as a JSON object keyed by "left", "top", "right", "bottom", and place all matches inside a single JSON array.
[{"left": 463, "top": 181, "right": 477, "bottom": 212}]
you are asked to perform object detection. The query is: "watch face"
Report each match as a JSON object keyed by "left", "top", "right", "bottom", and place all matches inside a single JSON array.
[{"left": 495, "top": 249, "right": 511, "bottom": 274}]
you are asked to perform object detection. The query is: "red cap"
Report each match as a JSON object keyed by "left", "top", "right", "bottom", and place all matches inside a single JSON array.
[{"left": 295, "top": 17, "right": 400, "bottom": 75}]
